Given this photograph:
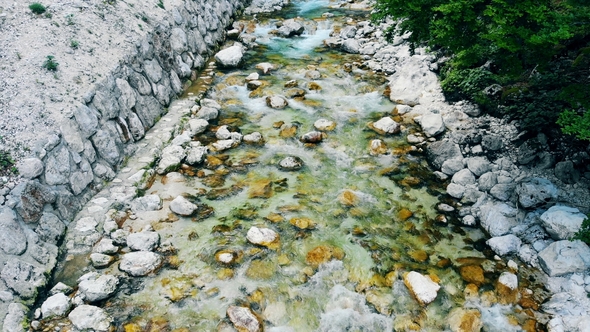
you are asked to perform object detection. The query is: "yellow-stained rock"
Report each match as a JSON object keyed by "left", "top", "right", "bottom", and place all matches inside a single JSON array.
[
  {"left": 217, "top": 268, "right": 235, "bottom": 280},
  {"left": 369, "top": 139, "right": 388, "bottom": 155},
  {"left": 306, "top": 245, "right": 344, "bottom": 268},
  {"left": 124, "top": 323, "right": 142, "bottom": 332},
  {"left": 265, "top": 212, "right": 284, "bottom": 223},
  {"left": 398, "top": 208, "right": 413, "bottom": 221},
  {"left": 447, "top": 308, "right": 483, "bottom": 332},
  {"left": 246, "top": 260, "right": 276, "bottom": 280},
  {"left": 248, "top": 179, "right": 273, "bottom": 199},
  {"left": 464, "top": 283, "right": 479, "bottom": 300},
  {"left": 409, "top": 250, "right": 429, "bottom": 263},
  {"left": 289, "top": 217, "right": 315, "bottom": 230},
  {"left": 339, "top": 190, "right": 358, "bottom": 206},
  {"left": 279, "top": 124, "right": 298, "bottom": 138},
  {"left": 459, "top": 265, "right": 485, "bottom": 286}
]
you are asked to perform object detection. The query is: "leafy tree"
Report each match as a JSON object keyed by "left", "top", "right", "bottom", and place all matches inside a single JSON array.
[{"left": 373, "top": 0, "right": 590, "bottom": 137}]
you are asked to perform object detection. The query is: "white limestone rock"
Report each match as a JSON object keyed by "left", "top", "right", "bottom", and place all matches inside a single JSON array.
[
  {"left": 369, "top": 117, "right": 400, "bottom": 135},
  {"left": 416, "top": 113, "right": 445, "bottom": 137},
  {"left": 227, "top": 305, "right": 261, "bottom": 332},
  {"left": 156, "top": 145, "right": 186, "bottom": 174},
  {"left": 16, "top": 158, "right": 44, "bottom": 179},
  {"left": 127, "top": 231, "right": 160, "bottom": 252},
  {"left": 243, "top": 132, "right": 264, "bottom": 144},
  {"left": 246, "top": 226, "right": 279, "bottom": 248},
  {"left": 538, "top": 240, "right": 590, "bottom": 277},
  {"left": 266, "top": 95, "right": 288, "bottom": 109},
  {"left": 487, "top": 234, "right": 522, "bottom": 256},
  {"left": 77, "top": 272, "right": 119, "bottom": 302},
  {"left": 130, "top": 194, "right": 162, "bottom": 212},
  {"left": 403, "top": 271, "right": 440, "bottom": 305},
  {"left": 214, "top": 44, "right": 245, "bottom": 67},
  {"left": 68, "top": 305, "right": 112, "bottom": 332},
  {"left": 185, "top": 142, "right": 208, "bottom": 165},
  {"left": 314, "top": 119, "right": 337, "bottom": 131},
  {"left": 188, "top": 118, "right": 209, "bottom": 136},
  {"left": 41, "top": 293, "right": 71, "bottom": 318},
  {"left": 169, "top": 195, "right": 198, "bottom": 216},
  {"left": 540, "top": 205, "right": 586, "bottom": 240},
  {"left": 119, "top": 251, "right": 162, "bottom": 276}
]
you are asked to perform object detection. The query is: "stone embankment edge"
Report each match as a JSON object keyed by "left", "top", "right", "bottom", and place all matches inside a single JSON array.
[{"left": 0, "top": 0, "right": 248, "bottom": 327}]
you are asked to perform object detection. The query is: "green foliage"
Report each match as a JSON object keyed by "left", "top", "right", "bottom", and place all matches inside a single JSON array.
[
  {"left": 29, "top": 3, "right": 46, "bottom": 14},
  {"left": 65, "top": 13, "right": 75, "bottom": 25},
  {"left": 0, "top": 151, "right": 16, "bottom": 174},
  {"left": 573, "top": 215, "right": 590, "bottom": 245},
  {"left": 70, "top": 39, "right": 79, "bottom": 49},
  {"left": 157, "top": 0, "right": 165, "bottom": 9},
  {"left": 42, "top": 55, "right": 58, "bottom": 71},
  {"left": 373, "top": 0, "right": 590, "bottom": 135},
  {"left": 557, "top": 109, "right": 590, "bottom": 141}
]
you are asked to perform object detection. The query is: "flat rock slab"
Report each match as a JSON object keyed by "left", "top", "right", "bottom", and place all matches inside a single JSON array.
[{"left": 540, "top": 205, "right": 586, "bottom": 240}]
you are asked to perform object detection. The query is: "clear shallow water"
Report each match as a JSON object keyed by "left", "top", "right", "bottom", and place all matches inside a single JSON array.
[{"left": 47, "top": 1, "right": 547, "bottom": 331}]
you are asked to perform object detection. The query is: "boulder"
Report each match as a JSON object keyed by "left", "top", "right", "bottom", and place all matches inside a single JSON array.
[
  {"left": 441, "top": 158, "right": 464, "bottom": 176},
  {"left": 227, "top": 305, "right": 262, "bottom": 332},
  {"left": 16, "top": 158, "right": 44, "bottom": 179},
  {"left": 2, "top": 303, "right": 27, "bottom": 332},
  {"left": 278, "top": 156, "right": 304, "bottom": 171},
  {"left": 452, "top": 169, "right": 476, "bottom": 186},
  {"left": 314, "top": 119, "right": 337, "bottom": 131},
  {"left": 515, "top": 177, "right": 558, "bottom": 208},
  {"left": 403, "top": 271, "right": 440, "bottom": 305},
  {"left": 246, "top": 226, "right": 280, "bottom": 249},
  {"left": 266, "top": 95, "right": 288, "bottom": 109},
  {"left": 477, "top": 172, "right": 497, "bottom": 192},
  {"left": 119, "top": 251, "right": 162, "bottom": 276},
  {"left": 214, "top": 44, "right": 244, "bottom": 67},
  {"left": 538, "top": 240, "right": 590, "bottom": 277},
  {"left": 447, "top": 308, "right": 483, "bottom": 332},
  {"left": 196, "top": 106, "right": 219, "bottom": 120},
  {"left": 156, "top": 145, "right": 185, "bottom": 174},
  {"left": 540, "top": 205, "right": 586, "bottom": 240},
  {"left": 93, "top": 239, "right": 119, "bottom": 255},
  {"left": 188, "top": 118, "right": 209, "bottom": 136},
  {"left": 427, "top": 140, "right": 463, "bottom": 169},
  {"left": 277, "top": 19, "right": 304, "bottom": 37},
  {"left": 466, "top": 157, "right": 491, "bottom": 177},
  {"left": 130, "top": 194, "right": 162, "bottom": 212},
  {"left": 554, "top": 160, "right": 581, "bottom": 184},
  {"left": 299, "top": 131, "right": 324, "bottom": 143},
  {"left": 78, "top": 273, "right": 119, "bottom": 302},
  {"left": 489, "top": 183, "right": 516, "bottom": 201},
  {"left": 185, "top": 143, "right": 208, "bottom": 165},
  {"left": 477, "top": 201, "right": 519, "bottom": 237},
  {"left": 13, "top": 180, "right": 56, "bottom": 224},
  {"left": 243, "top": 132, "right": 264, "bottom": 144},
  {"left": 1, "top": 259, "right": 46, "bottom": 299},
  {"left": 127, "top": 231, "right": 160, "bottom": 251},
  {"left": 417, "top": 113, "right": 445, "bottom": 137},
  {"left": 341, "top": 39, "right": 360, "bottom": 54},
  {"left": 486, "top": 234, "right": 522, "bottom": 256},
  {"left": 369, "top": 117, "right": 400, "bottom": 135},
  {"left": 68, "top": 305, "right": 112, "bottom": 332},
  {"left": 41, "top": 293, "right": 72, "bottom": 319},
  {"left": 446, "top": 183, "right": 465, "bottom": 199},
  {"left": 90, "top": 253, "right": 114, "bottom": 268},
  {"left": 0, "top": 207, "right": 27, "bottom": 255},
  {"left": 169, "top": 195, "right": 199, "bottom": 216}
]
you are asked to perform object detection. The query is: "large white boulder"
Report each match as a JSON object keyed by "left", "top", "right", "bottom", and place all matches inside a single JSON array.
[
  {"left": 41, "top": 293, "right": 71, "bottom": 318},
  {"left": 214, "top": 44, "right": 244, "bottom": 67},
  {"left": 77, "top": 273, "right": 119, "bottom": 302},
  {"left": 540, "top": 205, "right": 586, "bottom": 240},
  {"left": 487, "top": 234, "right": 522, "bottom": 256},
  {"left": 538, "top": 240, "right": 590, "bottom": 277},
  {"left": 169, "top": 195, "right": 198, "bottom": 216},
  {"left": 417, "top": 113, "right": 445, "bottom": 137}
]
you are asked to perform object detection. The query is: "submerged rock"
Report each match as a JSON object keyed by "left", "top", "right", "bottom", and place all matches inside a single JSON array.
[
  {"left": 256, "top": 62, "right": 275, "bottom": 74},
  {"left": 243, "top": 132, "right": 264, "bottom": 144},
  {"left": 314, "top": 118, "right": 337, "bottom": 131},
  {"left": 68, "top": 305, "right": 112, "bottom": 332},
  {"left": 369, "top": 139, "right": 388, "bottom": 155},
  {"left": 227, "top": 305, "right": 261, "bottom": 332},
  {"left": 119, "top": 251, "right": 162, "bottom": 276},
  {"left": 403, "top": 271, "right": 440, "bottom": 305},
  {"left": 305, "top": 245, "right": 344, "bottom": 267},
  {"left": 447, "top": 308, "right": 483, "bottom": 332}
]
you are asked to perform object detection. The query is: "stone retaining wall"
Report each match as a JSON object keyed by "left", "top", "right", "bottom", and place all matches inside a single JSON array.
[{"left": 0, "top": 0, "right": 246, "bottom": 326}]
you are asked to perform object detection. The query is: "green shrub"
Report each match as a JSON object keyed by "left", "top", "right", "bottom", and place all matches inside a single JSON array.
[
  {"left": 42, "top": 55, "right": 58, "bottom": 71},
  {"left": 573, "top": 215, "right": 590, "bottom": 245},
  {"left": 557, "top": 109, "right": 590, "bottom": 141},
  {"left": 0, "top": 151, "right": 15, "bottom": 173},
  {"left": 70, "top": 39, "right": 79, "bottom": 49},
  {"left": 157, "top": 0, "right": 165, "bottom": 9},
  {"left": 29, "top": 3, "right": 46, "bottom": 14}
]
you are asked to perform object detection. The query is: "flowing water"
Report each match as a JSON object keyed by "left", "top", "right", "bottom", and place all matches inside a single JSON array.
[{"left": 47, "top": 1, "right": 549, "bottom": 331}]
